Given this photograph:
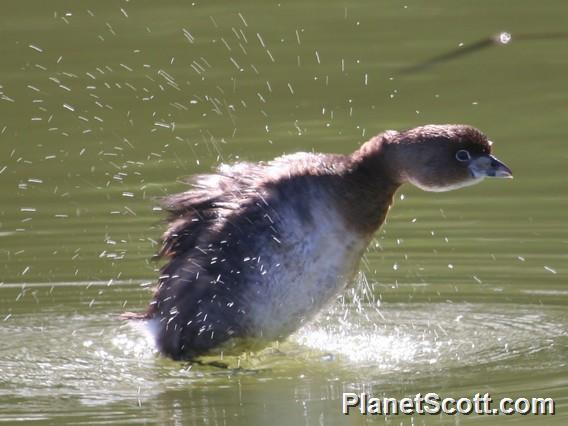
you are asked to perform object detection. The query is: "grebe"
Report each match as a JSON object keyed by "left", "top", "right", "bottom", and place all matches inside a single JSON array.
[{"left": 124, "top": 124, "right": 512, "bottom": 360}]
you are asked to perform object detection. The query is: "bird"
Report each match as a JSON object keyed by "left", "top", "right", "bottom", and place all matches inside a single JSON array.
[{"left": 123, "top": 124, "right": 513, "bottom": 361}]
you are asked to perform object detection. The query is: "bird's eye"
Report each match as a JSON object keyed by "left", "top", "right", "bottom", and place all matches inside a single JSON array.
[{"left": 455, "top": 149, "right": 471, "bottom": 162}]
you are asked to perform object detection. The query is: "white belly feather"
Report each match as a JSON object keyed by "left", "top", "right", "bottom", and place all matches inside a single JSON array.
[{"left": 246, "top": 199, "right": 366, "bottom": 340}]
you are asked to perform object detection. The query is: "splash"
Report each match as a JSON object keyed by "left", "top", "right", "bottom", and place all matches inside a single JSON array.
[{"left": 291, "top": 275, "right": 566, "bottom": 372}]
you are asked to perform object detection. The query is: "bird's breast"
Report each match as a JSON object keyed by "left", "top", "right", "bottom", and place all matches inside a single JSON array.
[{"left": 243, "top": 199, "right": 368, "bottom": 340}]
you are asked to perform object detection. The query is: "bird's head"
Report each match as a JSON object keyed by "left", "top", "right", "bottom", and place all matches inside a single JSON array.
[{"left": 388, "top": 124, "right": 512, "bottom": 192}]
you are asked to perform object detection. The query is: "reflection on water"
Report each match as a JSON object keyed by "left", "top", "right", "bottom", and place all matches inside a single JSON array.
[{"left": 1, "top": 280, "right": 566, "bottom": 424}]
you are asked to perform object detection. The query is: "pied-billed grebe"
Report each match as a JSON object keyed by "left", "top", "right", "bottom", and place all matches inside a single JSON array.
[{"left": 124, "top": 124, "right": 512, "bottom": 360}]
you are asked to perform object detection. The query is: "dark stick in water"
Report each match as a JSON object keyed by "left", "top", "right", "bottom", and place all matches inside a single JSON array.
[{"left": 399, "top": 31, "right": 568, "bottom": 75}]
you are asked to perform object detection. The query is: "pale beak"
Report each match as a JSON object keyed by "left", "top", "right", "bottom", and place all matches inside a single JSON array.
[{"left": 469, "top": 154, "right": 513, "bottom": 179}]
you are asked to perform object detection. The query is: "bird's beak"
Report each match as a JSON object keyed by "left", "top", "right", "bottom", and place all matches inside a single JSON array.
[{"left": 469, "top": 154, "right": 513, "bottom": 179}]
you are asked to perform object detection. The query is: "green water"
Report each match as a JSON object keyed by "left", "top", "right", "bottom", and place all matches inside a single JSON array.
[{"left": 1, "top": 1, "right": 567, "bottom": 424}]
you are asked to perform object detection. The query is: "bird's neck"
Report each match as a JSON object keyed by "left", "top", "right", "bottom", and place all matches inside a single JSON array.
[{"left": 336, "top": 134, "right": 403, "bottom": 237}]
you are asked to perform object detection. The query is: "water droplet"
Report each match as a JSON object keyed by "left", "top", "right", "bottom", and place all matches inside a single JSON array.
[{"left": 498, "top": 32, "right": 512, "bottom": 45}]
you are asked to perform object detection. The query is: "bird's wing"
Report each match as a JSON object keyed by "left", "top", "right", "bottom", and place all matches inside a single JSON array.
[{"left": 158, "top": 161, "right": 268, "bottom": 258}]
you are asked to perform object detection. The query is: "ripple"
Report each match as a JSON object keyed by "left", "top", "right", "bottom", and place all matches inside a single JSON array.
[
  {"left": 1, "top": 300, "right": 566, "bottom": 411},
  {"left": 293, "top": 301, "right": 567, "bottom": 372},
  {"left": 0, "top": 313, "right": 158, "bottom": 404}
]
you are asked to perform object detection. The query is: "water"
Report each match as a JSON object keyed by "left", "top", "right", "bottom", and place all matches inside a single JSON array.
[{"left": 1, "top": 1, "right": 567, "bottom": 424}]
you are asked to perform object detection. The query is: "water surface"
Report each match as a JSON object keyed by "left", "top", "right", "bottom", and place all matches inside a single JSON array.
[{"left": 1, "top": 1, "right": 567, "bottom": 424}]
